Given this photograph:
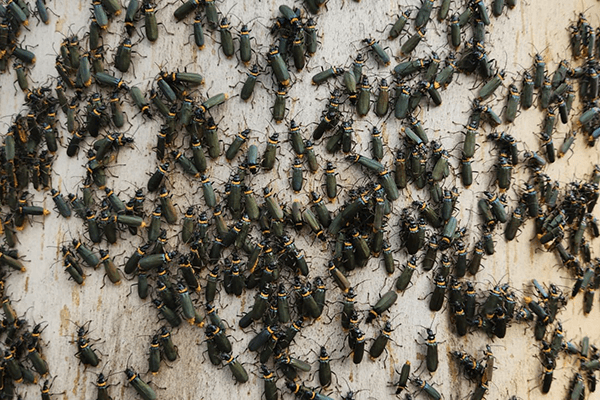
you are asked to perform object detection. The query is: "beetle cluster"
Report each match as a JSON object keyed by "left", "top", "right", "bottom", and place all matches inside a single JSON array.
[
  {"left": 0, "top": 273, "right": 50, "bottom": 397},
  {"left": 0, "top": 0, "right": 46, "bottom": 77}
]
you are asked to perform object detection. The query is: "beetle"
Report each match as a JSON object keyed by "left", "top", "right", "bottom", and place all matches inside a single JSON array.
[
  {"left": 185, "top": 12, "right": 205, "bottom": 48},
  {"left": 374, "top": 80, "right": 389, "bottom": 118},
  {"left": 429, "top": 273, "right": 447, "bottom": 312},
  {"left": 147, "top": 162, "right": 169, "bottom": 192},
  {"left": 114, "top": 38, "right": 133, "bottom": 73},
  {"left": 408, "top": 85, "right": 424, "bottom": 113},
  {"left": 218, "top": 17, "right": 234, "bottom": 58},
  {"left": 222, "top": 353, "right": 249, "bottom": 383},
  {"left": 479, "top": 70, "right": 505, "bottom": 100},
  {"left": 156, "top": 74, "right": 177, "bottom": 104},
  {"left": 201, "top": 0, "right": 218, "bottom": 28},
  {"left": 124, "top": 0, "right": 141, "bottom": 35},
  {"left": 13, "top": 60, "right": 29, "bottom": 92},
  {"left": 551, "top": 59, "right": 569, "bottom": 90},
  {"left": 366, "top": 290, "right": 398, "bottom": 323},
  {"left": 72, "top": 239, "right": 99, "bottom": 268},
  {"left": 159, "top": 326, "right": 178, "bottom": 361},
  {"left": 558, "top": 131, "right": 576, "bottom": 158},
  {"left": 447, "top": 13, "right": 461, "bottom": 48},
  {"left": 239, "top": 64, "right": 261, "bottom": 101},
  {"left": 3, "top": 348, "right": 23, "bottom": 383},
  {"left": 312, "top": 66, "right": 344, "bottom": 85},
  {"left": 268, "top": 84, "right": 287, "bottom": 123},
  {"left": 356, "top": 76, "right": 371, "bottom": 117},
  {"left": 90, "top": 1, "right": 108, "bottom": 29},
  {"left": 303, "top": 18, "right": 318, "bottom": 55},
  {"left": 363, "top": 37, "right": 390, "bottom": 66},
  {"left": 569, "top": 373, "right": 585, "bottom": 400},
  {"left": 287, "top": 382, "right": 332, "bottom": 400},
  {"left": 174, "top": 282, "right": 195, "bottom": 323},
  {"left": 460, "top": 153, "right": 473, "bottom": 188},
  {"left": 139, "top": 249, "right": 176, "bottom": 271},
  {"left": 286, "top": 119, "right": 306, "bottom": 156},
  {"left": 415, "top": 0, "right": 434, "bottom": 28},
  {"left": 99, "top": 249, "right": 121, "bottom": 285},
  {"left": 343, "top": 67, "right": 358, "bottom": 99},
  {"left": 130, "top": 85, "right": 152, "bottom": 118},
  {"left": 538, "top": 357, "right": 555, "bottom": 394},
  {"left": 142, "top": 2, "right": 159, "bottom": 42},
  {"left": 542, "top": 107, "right": 556, "bottom": 137},
  {"left": 440, "top": 216, "right": 457, "bottom": 250},
  {"left": 419, "top": 237, "right": 438, "bottom": 273},
  {"left": 124, "top": 243, "right": 150, "bottom": 275},
  {"left": 394, "top": 58, "right": 429, "bottom": 78},
  {"left": 225, "top": 129, "right": 249, "bottom": 161},
  {"left": 51, "top": 189, "right": 71, "bottom": 218},
  {"left": 538, "top": 76, "right": 553, "bottom": 109},
  {"left": 100, "top": 0, "right": 121, "bottom": 15},
  {"left": 401, "top": 28, "right": 426, "bottom": 56},
  {"left": 348, "top": 328, "right": 365, "bottom": 364},
  {"left": 268, "top": 46, "right": 290, "bottom": 86},
  {"left": 540, "top": 133, "right": 555, "bottom": 164},
  {"left": 389, "top": 10, "right": 410, "bottom": 39},
  {"left": 257, "top": 365, "right": 278, "bottom": 400},
  {"left": 62, "top": 256, "right": 83, "bottom": 284},
  {"left": 504, "top": 84, "right": 520, "bottom": 122},
  {"left": 77, "top": 336, "right": 100, "bottom": 367},
  {"left": 413, "top": 378, "right": 441, "bottom": 400},
  {"left": 504, "top": 204, "right": 524, "bottom": 241},
  {"left": 291, "top": 31, "right": 306, "bottom": 71},
  {"left": 147, "top": 334, "right": 161, "bottom": 374},
  {"left": 173, "top": 0, "right": 200, "bottom": 21},
  {"left": 369, "top": 321, "right": 393, "bottom": 359},
  {"left": 125, "top": 367, "right": 157, "bottom": 400},
  {"left": 422, "top": 328, "right": 439, "bottom": 372},
  {"left": 465, "top": 241, "right": 484, "bottom": 276}
]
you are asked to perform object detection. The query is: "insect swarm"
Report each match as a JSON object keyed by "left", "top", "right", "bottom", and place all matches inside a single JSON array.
[{"left": 0, "top": 1, "right": 599, "bottom": 400}]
